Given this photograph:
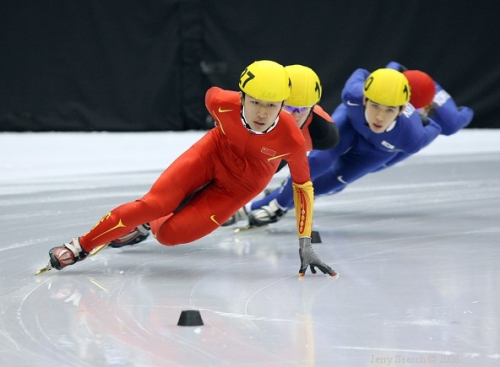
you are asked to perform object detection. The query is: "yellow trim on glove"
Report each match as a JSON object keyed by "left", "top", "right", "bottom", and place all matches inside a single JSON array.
[{"left": 292, "top": 180, "right": 314, "bottom": 237}]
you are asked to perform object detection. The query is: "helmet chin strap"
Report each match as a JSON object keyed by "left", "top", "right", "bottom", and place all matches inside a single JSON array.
[{"left": 240, "top": 106, "right": 279, "bottom": 134}]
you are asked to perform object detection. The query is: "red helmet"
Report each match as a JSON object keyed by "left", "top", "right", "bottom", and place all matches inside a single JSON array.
[{"left": 403, "top": 70, "right": 436, "bottom": 109}]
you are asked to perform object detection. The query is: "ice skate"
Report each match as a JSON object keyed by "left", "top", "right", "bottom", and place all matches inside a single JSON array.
[
  {"left": 247, "top": 199, "right": 287, "bottom": 227},
  {"left": 109, "top": 224, "right": 151, "bottom": 248},
  {"left": 222, "top": 207, "right": 248, "bottom": 227},
  {"left": 233, "top": 222, "right": 265, "bottom": 233},
  {"left": 43, "top": 237, "right": 89, "bottom": 272}
]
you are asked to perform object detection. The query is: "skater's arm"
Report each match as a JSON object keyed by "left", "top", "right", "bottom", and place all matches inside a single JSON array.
[
  {"left": 292, "top": 180, "right": 314, "bottom": 238},
  {"left": 308, "top": 106, "right": 340, "bottom": 151}
]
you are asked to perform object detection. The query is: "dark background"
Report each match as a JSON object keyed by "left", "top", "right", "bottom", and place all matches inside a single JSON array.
[{"left": 1, "top": 0, "right": 499, "bottom": 132}]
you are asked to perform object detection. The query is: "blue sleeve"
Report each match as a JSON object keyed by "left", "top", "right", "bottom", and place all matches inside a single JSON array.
[
  {"left": 406, "top": 115, "right": 442, "bottom": 154},
  {"left": 385, "top": 61, "right": 405, "bottom": 72},
  {"left": 430, "top": 83, "right": 474, "bottom": 136},
  {"left": 331, "top": 103, "right": 349, "bottom": 126},
  {"left": 422, "top": 118, "right": 442, "bottom": 147},
  {"left": 341, "top": 68, "right": 370, "bottom": 104}
]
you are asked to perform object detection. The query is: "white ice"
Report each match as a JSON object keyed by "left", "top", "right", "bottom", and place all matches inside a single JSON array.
[
  {"left": 1, "top": 129, "right": 499, "bottom": 367},
  {"left": 1, "top": 129, "right": 499, "bottom": 184}
]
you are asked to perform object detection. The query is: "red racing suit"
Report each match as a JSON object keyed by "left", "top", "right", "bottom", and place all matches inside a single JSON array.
[{"left": 79, "top": 87, "right": 314, "bottom": 252}]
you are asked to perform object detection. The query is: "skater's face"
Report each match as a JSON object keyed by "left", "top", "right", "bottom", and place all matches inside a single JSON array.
[
  {"left": 282, "top": 105, "right": 313, "bottom": 129},
  {"left": 240, "top": 94, "right": 283, "bottom": 132},
  {"left": 364, "top": 98, "right": 404, "bottom": 133}
]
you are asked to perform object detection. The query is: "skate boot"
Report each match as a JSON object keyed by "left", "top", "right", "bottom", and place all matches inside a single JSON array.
[
  {"left": 248, "top": 199, "right": 288, "bottom": 227},
  {"left": 222, "top": 207, "right": 248, "bottom": 227},
  {"left": 49, "top": 237, "right": 89, "bottom": 270},
  {"left": 109, "top": 223, "right": 151, "bottom": 248}
]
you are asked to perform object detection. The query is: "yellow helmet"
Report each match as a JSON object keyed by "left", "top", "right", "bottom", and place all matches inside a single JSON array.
[
  {"left": 363, "top": 68, "right": 410, "bottom": 106},
  {"left": 285, "top": 65, "right": 322, "bottom": 107},
  {"left": 239, "top": 60, "right": 291, "bottom": 101}
]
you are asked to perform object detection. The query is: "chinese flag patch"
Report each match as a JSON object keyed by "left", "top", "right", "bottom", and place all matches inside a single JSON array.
[{"left": 261, "top": 147, "right": 276, "bottom": 157}]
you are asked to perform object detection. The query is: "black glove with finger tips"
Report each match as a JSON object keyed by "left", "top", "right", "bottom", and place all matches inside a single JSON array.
[{"left": 298, "top": 237, "right": 338, "bottom": 277}]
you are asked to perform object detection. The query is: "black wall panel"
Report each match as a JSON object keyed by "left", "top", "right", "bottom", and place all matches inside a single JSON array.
[{"left": 1, "top": 1, "right": 499, "bottom": 131}]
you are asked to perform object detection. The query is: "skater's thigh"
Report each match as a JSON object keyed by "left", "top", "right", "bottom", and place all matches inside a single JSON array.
[{"left": 154, "top": 183, "right": 256, "bottom": 245}]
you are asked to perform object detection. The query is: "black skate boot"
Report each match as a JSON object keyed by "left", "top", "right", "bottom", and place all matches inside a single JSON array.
[
  {"left": 49, "top": 237, "right": 89, "bottom": 270},
  {"left": 109, "top": 224, "right": 151, "bottom": 248}
]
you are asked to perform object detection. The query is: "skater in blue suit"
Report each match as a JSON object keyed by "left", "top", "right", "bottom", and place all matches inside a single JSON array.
[{"left": 232, "top": 65, "right": 473, "bottom": 227}]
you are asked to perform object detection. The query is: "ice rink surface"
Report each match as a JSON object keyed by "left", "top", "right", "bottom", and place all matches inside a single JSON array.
[{"left": 1, "top": 130, "right": 499, "bottom": 367}]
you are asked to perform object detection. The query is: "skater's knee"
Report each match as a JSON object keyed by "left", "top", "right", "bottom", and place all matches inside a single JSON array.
[
  {"left": 153, "top": 230, "right": 182, "bottom": 246},
  {"left": 154, "top": 220, "right": 215, "bottom": 246}
]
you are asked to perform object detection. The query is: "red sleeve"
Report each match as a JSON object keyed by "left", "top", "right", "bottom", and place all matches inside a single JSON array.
[
  {"left": 205, "top": 87, "right": 242, "bottom": 129},
  {"left": 277, "top": 112, "right": 311, "bottom": 185},
  {"left": 287, "top": 145, "right": 311, "bottom": 185},
  {"left": 312, "top": 104, "right": 333, "bottom": 121},
  {"left": 205, "top": 87, "right": 241, "bottom": 112},
  {"left": 205, "top": 86, "right": 222, "bottom": 110}
]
